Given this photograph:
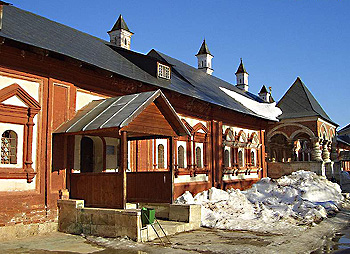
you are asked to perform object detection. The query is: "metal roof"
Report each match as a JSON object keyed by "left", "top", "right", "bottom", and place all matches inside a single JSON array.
[
  {"left": 339, "top": 123, "right": 350, "bottom": 134},
  {"left": 55, "top": 90, "right": 190, "bottom": 136},
  {"left": 337, "top": 135, "right": 350, "bottom": 147},
  {"left": 0, "top": 5, "right": 160, "bottom": 87},
  {"left": 147, "top": 50, "right": 274, "bottom": 119},
  {"left": 0, "top": 4, "right": 274, "bottom": 122},
  {"left": 277, "top": 77, "right": 337, "bottom": 126}
]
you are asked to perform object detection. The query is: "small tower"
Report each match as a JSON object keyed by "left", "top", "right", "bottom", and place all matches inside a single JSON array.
[
  {"left": 259, "top": 85, "right": 271, "bottom": 102},
  {"left": 108, "top": 14, "right": 133, "bottom": 50},
  {"left": 195, "top": 39, "right": 213, "bottom": 75},
  {"left": 235, "top": 58, "right": 249, "bottom": 91}
]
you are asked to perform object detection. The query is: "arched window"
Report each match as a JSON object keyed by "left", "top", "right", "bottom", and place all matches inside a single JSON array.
[
  {"left": 1, "top": 130, "right": 17, "bottom": 164},
  {"left": 224, "top": 149, "right": 230, "bottom": 168},
  {"left": 124, "top": 38, "right": 127, "bottom": 46},
  {"left": 158, "top": 144, "right": 165, "bottom": 168},
  {"left": 178, "top": 145, "right": 185, "bottom": 168},
  {"left": 238, "top": 150, "right": 244, "bottom": 168},
  {"left": 201, "top": 61, "right": 204, "bottom": 67},
  {"left": 251, "top": 150, "right": 255, "bottom": 166},
  {"left": 196, "top": 147, "right": 202, "bottom": 168}
]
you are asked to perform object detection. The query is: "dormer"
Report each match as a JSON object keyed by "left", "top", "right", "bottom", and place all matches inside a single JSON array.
[
  {"left": 108, "top": 14, "right": 133, "bottom": 50},
  {"left": 157, "top": 62, "right": 171, "bottom": 80},
  {"left": 258, "top": 85, "right": 270, "bottom": 102}
]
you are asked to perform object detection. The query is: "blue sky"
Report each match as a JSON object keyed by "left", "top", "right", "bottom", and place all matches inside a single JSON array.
[{"left": 9, "top": 0, "right": 350, "bottom": 129}]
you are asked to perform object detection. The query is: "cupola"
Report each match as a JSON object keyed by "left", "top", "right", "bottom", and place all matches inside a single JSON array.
[
  {"left": 108, "top": 14, "right": 133, "bottom": 50},
  {"left": 259, "top": 85, "right": 271, "bottom": 102},
  {"left": 235, "top": 58, "right": 249, "bottom": 91},
  {"left": 195, "top": 39, "right": 213, "bottom": 75}
]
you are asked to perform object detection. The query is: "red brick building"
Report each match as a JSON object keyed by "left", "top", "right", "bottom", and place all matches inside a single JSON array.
[
  {"left": 266, "top": 77, "right": 338, "bottom": 178},
  {"left": 0, "top": 3, "right": 278, "bottom": 237}
]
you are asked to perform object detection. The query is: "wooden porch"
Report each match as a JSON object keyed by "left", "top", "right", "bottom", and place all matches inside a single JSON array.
[{"left": 54, "top": 90, "right": 189, "bottom": 209}]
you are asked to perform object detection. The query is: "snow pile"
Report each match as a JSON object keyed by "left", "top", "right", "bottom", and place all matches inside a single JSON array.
[
  {"left": 175, "top": 171, "right": 344, "bottom": 233},
  {"left": 220, "top": 87, "right": 282, "bottom": 121}
]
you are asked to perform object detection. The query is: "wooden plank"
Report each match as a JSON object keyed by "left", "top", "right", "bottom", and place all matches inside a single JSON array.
[
  {"left": 126, "top": 171, "right": 172, "bottom": 203},
  {"left": 70, "top": 173, "right": 123, "bottom": 208}
]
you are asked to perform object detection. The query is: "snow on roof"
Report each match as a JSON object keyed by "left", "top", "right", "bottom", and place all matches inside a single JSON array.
[{"left": 220, "top": 87, "right": 282, "bottom": 121}]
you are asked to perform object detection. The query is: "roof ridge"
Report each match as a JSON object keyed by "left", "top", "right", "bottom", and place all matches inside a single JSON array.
[{"left": 298, "top": 77, "right": 315, "bottom": 112}]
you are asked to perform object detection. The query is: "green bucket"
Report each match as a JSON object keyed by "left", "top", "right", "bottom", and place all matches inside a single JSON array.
[{"left": 141, "top": 207, "right": 155, "bottom": 227}]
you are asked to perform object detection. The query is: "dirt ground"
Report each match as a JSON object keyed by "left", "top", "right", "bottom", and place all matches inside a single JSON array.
[{"left": 1, "top": 204, "right": 350, "bottom": 254}]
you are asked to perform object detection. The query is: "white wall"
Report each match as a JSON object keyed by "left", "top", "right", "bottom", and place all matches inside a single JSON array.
[
  {"left": 105, "top": 137, "right": 120, "bottom": 171},
  {"left": 0, "top": 74, "right": 40, "bottom": 191}
]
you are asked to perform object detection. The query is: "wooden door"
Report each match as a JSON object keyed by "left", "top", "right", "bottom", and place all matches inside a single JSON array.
[{"left": 80, "top": 137, "right": 94, "bottom": 172}]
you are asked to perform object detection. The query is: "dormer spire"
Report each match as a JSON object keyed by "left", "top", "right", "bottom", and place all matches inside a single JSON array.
[
  {"left": 259, "top": 85, "right": 272, "bottom": 102},
  {"left": 195, "top": 39, "right": 213, "bottom": 75},
  {"left": 108, "top": 14, "right": 133, "bottom": 50},
  {"left": 235, "top": 58, "right": 249, "bottom": 91},
  {"left": 235, "top": 58, "right": 248, "bottom": 74}
]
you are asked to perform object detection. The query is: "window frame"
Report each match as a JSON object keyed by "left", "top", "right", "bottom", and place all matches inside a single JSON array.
[
  {"left": 0, "top": 84, "right": 40, "bottom": 183},
  {"left": 157, "top": 62, "right": 171, "bottom": 80}
]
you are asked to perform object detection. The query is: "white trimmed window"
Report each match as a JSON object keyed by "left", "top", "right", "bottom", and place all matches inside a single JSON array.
[
  {"left": 157, "top": 63, "right": 171, "bottom": 80},
  {"left": 224, "top": 147, "right": 230, "bottom": 168},
  {"left": 251, "top": 149, "right": 256, "bottom": 167},
  {"left": 238, "top": 149, "right": 244, "bottom": 168},
  {"left": 1, "top": 130, "right": 17, "bottom": 164},
  {"left": 195, "top": 143, "right": 204, "bottom": 168}
]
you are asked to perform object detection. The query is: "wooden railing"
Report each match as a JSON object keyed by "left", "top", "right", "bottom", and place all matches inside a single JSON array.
[
  {"left": 70, "top": 172, "right": 123, "bottom": 208},
  {"left": 127, "top": 171, "right": 172, "bottom": 203}
]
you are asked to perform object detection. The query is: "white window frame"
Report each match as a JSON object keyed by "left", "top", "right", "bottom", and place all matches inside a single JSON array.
[
  {"left": 157, "top": 62, "right": 171, "bottom": 80},
  {"left": 177, "top": 141, "right": 187, "bottom": 168},
  {"left": 156, "top": 139, "right": 168, "bottom": 169}
]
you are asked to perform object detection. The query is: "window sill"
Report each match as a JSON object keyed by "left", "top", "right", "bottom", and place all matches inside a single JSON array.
[{"left": 0, "top": 171, "right": 36, "bottom": 183}]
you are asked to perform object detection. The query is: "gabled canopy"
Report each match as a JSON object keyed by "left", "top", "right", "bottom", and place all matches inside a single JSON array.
[{"left": 55, "top": 90, "right": 190, "bottom": 138}]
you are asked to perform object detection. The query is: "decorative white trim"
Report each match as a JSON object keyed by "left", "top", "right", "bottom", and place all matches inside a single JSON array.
[{"left": 174, "top": 173, "right": 208, "bottom": 183}]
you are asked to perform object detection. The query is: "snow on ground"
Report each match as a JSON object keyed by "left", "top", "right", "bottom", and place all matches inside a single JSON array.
[{"left": 175, "top": 170, "right": 344, "bottom": 233}]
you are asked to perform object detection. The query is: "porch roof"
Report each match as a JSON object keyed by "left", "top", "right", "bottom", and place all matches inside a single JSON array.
[{"left": 55, "top": 90, "right": 190, "bottom": 137}]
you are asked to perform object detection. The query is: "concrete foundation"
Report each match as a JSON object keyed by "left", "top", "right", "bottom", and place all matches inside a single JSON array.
[
  {"left": 0, "top": 221, "right": 58, "bottom": 241},
  {"left": 57, "top": 200, "right": 201, "bottom": 242}
]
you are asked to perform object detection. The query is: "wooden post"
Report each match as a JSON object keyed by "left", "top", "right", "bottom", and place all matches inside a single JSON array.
[
  {"left": 120, "top": 131, "right": 128, "bottom": 209},
  {"left": 169, "top": 137, "right": 174, "bottom": 203},
  {"left": 211, "top": 120, "right": 217, "bottom": 187},
  {"left": 218, "top": 121, "right": 223, "bottom": 189},
  {"left": 260, "top": 130, "right": 267, "bottom": 178}
]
